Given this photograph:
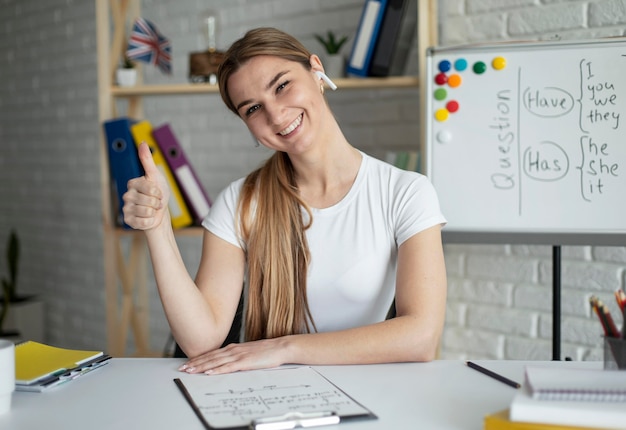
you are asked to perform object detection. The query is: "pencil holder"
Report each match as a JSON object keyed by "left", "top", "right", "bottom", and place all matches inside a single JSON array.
[{"left": 603, "top": 337, "right": 626, "bottom": 370}]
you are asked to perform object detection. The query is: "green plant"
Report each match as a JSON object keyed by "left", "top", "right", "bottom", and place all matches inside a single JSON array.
[
  {"left": 314, "top": 31, "right": 348, "bottom": 55},
  {"left": 122, "top": 55, "right": 135, "bottom": 69},
  {"left": 0, "top": 230, "right": 19, "bottom": 334}
]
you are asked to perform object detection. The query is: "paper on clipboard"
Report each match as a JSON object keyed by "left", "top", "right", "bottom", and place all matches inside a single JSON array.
[{"left": 174, "top": 366, "right": 376, "bottom": 429}]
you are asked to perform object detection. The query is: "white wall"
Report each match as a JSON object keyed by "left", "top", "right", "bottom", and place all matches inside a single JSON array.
[{"left": 0, "top": 0, "right": 624, "bottom": 360}]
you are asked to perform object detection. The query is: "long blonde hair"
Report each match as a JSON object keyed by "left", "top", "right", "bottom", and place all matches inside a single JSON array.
[{"left": 217, "top": 28, "right": 316, "bottom": 341}]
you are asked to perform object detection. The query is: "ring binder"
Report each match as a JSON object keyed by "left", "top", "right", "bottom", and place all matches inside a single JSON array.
[{"left": 251, "top": 411, "right": 339, "bottom": 430}]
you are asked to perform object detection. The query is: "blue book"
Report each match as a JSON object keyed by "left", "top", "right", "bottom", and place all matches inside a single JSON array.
[
  {"left": 347, "top": 0, "right": 388, "bottom": 77},
  {"left": 103, "top": 117, "right": 144, "bottom": 228},
  {"left": 369, "top": 0, "right": 417, "bottom": 77}
]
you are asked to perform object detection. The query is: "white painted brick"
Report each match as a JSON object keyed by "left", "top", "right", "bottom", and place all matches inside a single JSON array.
[
  {"left": 448, "top": 279, "right": 514, "bottom": 306},
  {"left": 589, "top": 0, "right": 626, "bottom": 27},
  {"left": 466, "top": 0, "right": 537, "bottom": 14},
  {"left": 467, "top": 253, "right": 538, "bottom": 283},
  {"left": 444, "top": 0, "right": 465, "bottom": 16},
  {"left": 505, "top": 336, "right": 552, "bottom": 360},
  {"left": 594, "top": 246, "right": 626, "bottom": 263},
  {"left": 467, "top": 305, "right": 537, "bottom": 337},
  {"left": 508, "top": 4, "right": 585, "bottom": 36},
  {"left": 443, "top": 328, "right": 505, "bottom": 359}
]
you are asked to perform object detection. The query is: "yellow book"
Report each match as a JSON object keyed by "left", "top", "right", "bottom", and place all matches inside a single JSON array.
[
  {"left": 130, "top": 120, "right": 193, "bottom": 229},
  {"left": 15, "top": 341, "right": 105, "bottom": 384},
  {"left": 485, "top": 409, "right": 599, "bottom": 430}
]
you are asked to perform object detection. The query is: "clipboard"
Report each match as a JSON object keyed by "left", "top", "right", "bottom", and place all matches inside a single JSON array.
[{"left": 174, "top": 366, "right": 377, "bottom": 429}]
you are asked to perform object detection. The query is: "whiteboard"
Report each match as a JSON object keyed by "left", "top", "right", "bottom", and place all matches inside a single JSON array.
[{"left": 425, "top": 39, "right": 626, "bottom": 245}]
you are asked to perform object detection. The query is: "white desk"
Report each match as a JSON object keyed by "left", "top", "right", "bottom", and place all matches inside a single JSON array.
[{"left": 1, "top": 358, "right": 600, "bottom": 429}]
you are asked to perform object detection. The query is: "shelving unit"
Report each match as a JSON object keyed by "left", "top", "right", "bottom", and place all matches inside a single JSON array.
[{"left": 95, "top": 0, "right": 437, "bottom": 357}]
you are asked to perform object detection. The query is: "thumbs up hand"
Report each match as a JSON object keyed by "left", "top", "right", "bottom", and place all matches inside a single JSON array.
[{"left": 123, "top": 142, "right": 171, "bottom": 230}]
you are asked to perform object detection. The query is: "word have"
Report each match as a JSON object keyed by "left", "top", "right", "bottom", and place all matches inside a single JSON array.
[{"left": 523, "top": 86, "right": 574, "bottom": 118}]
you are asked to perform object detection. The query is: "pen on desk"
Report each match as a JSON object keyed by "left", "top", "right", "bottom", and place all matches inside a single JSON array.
[{"left": 466, "top": 361, "right": 521, "bottom": 389}]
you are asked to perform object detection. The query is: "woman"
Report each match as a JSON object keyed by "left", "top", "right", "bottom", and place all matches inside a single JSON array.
[{"left": 123, "top": 27, "right": 447, "bottom": 375}]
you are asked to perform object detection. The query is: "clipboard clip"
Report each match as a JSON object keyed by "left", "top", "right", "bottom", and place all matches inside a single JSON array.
[{"left": 250, "top": 411, "right": 339, "bottom": 430}]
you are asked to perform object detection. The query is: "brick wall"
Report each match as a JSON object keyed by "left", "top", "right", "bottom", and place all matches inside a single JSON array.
[{"left": 0, "top": 0, "right": 624, "bottom": 359}]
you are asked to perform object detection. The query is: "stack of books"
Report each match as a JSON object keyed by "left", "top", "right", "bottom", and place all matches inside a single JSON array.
[
  {"left": 346, "top": 0, "right": 417, "bottom": 78},
  {"left": 485, "top": 366, "right": 626, "bottom": 429},
  {"left": 102, "top": 118, "right": 212, "bottom": 229},
  {"left": 15, "top": 341, "right": 111, "bottom": 392}
]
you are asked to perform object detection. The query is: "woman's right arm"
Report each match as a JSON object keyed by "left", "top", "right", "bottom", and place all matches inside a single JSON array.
[{"left": 123, "top": 143, "right": 245, "bottom": 357}]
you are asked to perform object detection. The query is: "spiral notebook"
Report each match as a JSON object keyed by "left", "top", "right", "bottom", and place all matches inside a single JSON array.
[{"left": 524, "top": 366, "right": 626, "bottom": 402}]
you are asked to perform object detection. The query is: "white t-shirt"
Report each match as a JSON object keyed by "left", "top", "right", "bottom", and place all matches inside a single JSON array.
[{"left": 202, "top": 152, "right": 446, "bottom": 333}]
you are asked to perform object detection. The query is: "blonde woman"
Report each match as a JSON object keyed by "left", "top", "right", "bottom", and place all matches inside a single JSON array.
[{"left": 123, "top": 27, "right": 447, "bottom": 375}]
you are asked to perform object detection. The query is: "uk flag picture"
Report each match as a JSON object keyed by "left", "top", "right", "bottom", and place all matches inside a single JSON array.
[{"left": 126, "top": 17, "right": 172, "bottom": 74}]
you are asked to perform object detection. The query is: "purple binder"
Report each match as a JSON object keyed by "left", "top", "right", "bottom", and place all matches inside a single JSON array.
[{"left": 152, "top": 124, "right": 212, "bottom": 224}]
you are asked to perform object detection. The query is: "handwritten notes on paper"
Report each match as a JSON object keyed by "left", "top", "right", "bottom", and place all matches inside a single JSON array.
[{"left": 175, "top": 366, "right": 374, "bottom": 429}]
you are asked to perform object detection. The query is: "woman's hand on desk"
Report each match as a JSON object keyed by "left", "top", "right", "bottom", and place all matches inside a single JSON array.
[
  {"left": 123, "top": 142, "right": 170, "bottom": 231},
  {"left": 179, "top": 338, "right": 288, "bottom": 375}
]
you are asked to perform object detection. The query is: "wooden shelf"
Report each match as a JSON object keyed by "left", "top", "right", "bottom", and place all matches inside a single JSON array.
[{"left": 111, "top": 76, "right": 420, "bottom": 97}]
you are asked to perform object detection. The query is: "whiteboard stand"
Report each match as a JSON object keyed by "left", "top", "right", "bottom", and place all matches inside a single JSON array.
[
  {"left": 427, "top": 38, "right": 626, "bottom": 361},
  {"left": 552, "top": 245, "right": 561, "bottom": 361}
]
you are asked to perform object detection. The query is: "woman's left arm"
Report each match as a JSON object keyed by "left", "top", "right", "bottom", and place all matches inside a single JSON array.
[{"left": 180, "top": 224, "right": 447, "bottom": 374}]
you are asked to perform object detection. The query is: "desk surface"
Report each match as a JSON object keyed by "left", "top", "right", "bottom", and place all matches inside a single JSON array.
[{"left": 2, "top": 358, "right": 600, "bottom": 430}]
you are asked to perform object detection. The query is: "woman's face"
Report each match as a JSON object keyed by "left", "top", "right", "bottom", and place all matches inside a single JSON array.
[{"left": 227, "top": 55, "right": 326, "bottom": 156}]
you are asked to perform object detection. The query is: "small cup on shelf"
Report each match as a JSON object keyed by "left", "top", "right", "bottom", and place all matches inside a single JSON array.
[{"left": 604, "top": 336, "right": 626, "bottom": 370}]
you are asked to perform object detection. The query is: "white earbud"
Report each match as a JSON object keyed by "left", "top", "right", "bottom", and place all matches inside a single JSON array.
[{"left": 315, "top": 70, "right": 337, "bottom": 91}]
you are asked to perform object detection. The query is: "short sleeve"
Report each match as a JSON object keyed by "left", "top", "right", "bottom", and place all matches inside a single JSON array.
[
  {"left": 394, "top": 174, "right": 447, "bottom": 246},
  {"left": 201, "top": 178, "right": 245, "bottom": 248}
]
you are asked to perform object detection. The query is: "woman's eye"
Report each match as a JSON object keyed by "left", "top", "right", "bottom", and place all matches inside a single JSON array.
[
  {"left": 276, "top": 80, "right": 289, "bottom": 93},
  {"left": 245, "top": 105, "right": 260, "bottom": 117}
]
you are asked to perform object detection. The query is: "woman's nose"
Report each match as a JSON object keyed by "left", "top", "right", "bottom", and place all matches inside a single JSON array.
[{"left": 264, "top": 103, "right": 286, "bottom": 126}]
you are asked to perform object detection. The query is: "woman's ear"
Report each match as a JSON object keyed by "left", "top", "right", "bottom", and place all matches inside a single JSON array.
[
  {"left": 310, "top": 54, "right": 337, "bottom": 91},
  {"left": 309, "top": 54, "right": 324, "bottom": 75}
]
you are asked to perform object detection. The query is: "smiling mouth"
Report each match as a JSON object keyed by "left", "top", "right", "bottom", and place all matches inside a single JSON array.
[{"left": 278, "top": 114, "right": 303, "bottom": 136}]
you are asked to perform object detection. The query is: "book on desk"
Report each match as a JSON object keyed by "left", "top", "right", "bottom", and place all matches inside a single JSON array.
[
  {"left": 496, "top": 366, "right": 626, "bottom": 429},
  {"left": 15, "top": 341, "right": 111, "bottom": 392}
]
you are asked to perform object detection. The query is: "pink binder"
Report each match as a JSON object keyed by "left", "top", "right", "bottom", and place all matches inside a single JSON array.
[{"left": 152, "top": 124, "right": 212, "bottom": 224}]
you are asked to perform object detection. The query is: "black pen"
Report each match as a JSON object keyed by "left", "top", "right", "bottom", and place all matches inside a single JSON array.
[{"left": 466, "top": 361, "right": 521, "bottom": 389}]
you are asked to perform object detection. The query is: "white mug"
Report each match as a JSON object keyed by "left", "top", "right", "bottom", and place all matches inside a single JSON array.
[{"left": 0, "top": 339, "right": 15, "bottom": 415}]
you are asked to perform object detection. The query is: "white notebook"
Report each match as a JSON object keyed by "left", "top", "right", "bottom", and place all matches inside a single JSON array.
[{"left": 525, "top": 366, "right": 626, "bottom": 402}]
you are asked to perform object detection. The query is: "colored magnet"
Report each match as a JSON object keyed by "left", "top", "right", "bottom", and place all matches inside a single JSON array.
[
  {"left": 435, "top": 72, "right": 448, "bottom": 85},
  {"left": 446, "top": 100, "right": 459, "bottom": 113},
  {"left": 434, "top": 108, "right": 449, "bottom": 122},
  {"left": 438, "top": 59, "right": 452, "bottom": 72},
  {"left": 492, "top": 56, "right": 506, "bottom": 70},
  {"left": 437, "top": 130, "right": 452, "bottom": 143},
  {"left": 454, "top": 58, "right": 468, "bottom": 71},
  {"left": 473, "top": 61, "right": 487, "bottom": 74},
  {"left": 434, "top": 88, "right": 447, "bottom": 101},
  {"left": 448, "top": 74, "right": 462, "bottom": 88}
]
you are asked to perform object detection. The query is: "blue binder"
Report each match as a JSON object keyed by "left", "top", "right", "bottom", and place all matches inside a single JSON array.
[
  {"left": 346, "top": 0, "right": 388, "bottom": 77},
  {"left": 103, "top": 117, "right": 144, "bottom": 228}
]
